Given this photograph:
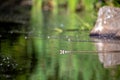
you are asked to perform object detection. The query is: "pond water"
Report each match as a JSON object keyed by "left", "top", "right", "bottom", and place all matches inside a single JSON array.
[{"left": 1, "top": 10, "right": 120, "bottom": 80}]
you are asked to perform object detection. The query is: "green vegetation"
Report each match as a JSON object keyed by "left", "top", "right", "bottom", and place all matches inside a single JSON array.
[
  {"left": 29, "top": 1, "right": 120, "bottom": 80},
  {"left": 1, "top": 0, "right": 120, "bottom": 79},
  {"left": 32, "top": 0, "right": 120, "bottom": 30}
]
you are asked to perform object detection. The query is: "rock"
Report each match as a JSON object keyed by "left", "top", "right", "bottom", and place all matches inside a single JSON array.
[
  {"left": 90, "top": 6, "right": 120, "bottom": 38},
  {"left": 91, "top": 38, "right": 120, "bottom": 68}
]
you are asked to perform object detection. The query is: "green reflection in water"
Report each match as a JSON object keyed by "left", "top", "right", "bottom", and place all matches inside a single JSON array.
[
  {"left": 29, "top": 1, "right": 120, "bottom": 80},
  {"left": 0, "top": 33, "right": 32, "bottom": 79},
  {"left": 30, "top": 4, "right": 120, "bottom": 80}
]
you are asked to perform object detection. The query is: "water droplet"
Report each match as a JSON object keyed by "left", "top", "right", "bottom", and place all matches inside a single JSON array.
[
  {"left": 25, "top": 36, "right": 28, "bottom": 39},
  {"left": 60, "top": 24, "right": 64, "bottom": 27},
  {"left": 68, "top": 38, "right": 71, "bottom": 42},
  {"left": 10, "top": 31, "right": 13, "bottom": 34},
  {"left": 7, "top": 64, "right": 10, "bottom": 67},
  {"left": 47, "top": 36, "right": 50, "bottom": 39}
]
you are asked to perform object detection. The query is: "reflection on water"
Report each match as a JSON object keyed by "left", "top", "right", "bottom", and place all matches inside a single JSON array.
[
  {"left": 1, "top": 6, "right": 120, "bottom": 80},
  {"left": 91, "top": 38, "right": 120, "bottom": 68},
  {"left": 0, "top": 29, "right": 33, "bottom": 79},
  {"left": 29, "top": 10, "right": 120, "bottom": 80}
]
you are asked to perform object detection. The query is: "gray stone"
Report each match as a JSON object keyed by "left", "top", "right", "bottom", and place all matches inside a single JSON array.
[
  {"left": 91, "top": 38, "right": 120, "bottom": 68},
  {"left": 90, "top": 6, "right": 120, "bottom": 38}
]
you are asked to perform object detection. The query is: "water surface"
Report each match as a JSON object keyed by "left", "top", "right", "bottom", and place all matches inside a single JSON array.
[{"left": 1, "top": 10, "right": 120, "bottom": 80}]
